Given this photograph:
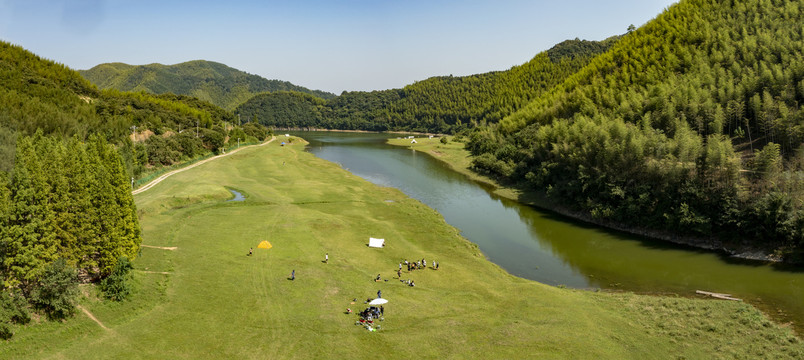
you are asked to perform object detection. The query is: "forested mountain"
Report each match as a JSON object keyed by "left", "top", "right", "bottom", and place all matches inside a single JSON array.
[
  {"left": 79, "top": 60, "right": 336, "bottom": 111},
  {"left": 468, "top": 0, "right": 804, "bottom": 258},
  {"left": 235, "top": 38, "right": 618, "bottom": 133}
]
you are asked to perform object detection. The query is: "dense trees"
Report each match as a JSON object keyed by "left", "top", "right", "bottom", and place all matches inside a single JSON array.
[
  {"left": 80, "top": 60, "right": 336, "bottom": 111},
  {"left": 235, "top": 38, "right": 618, "bottom": 133},
  {"left": 1, "top": 134, "right": 141, "bottom": 284},
  {"left": 467, "top": 0, "right": 804, "bottom": 258},
  {"left": 1, "top": 39, "right": 271, "bottom": 180},
  {"left": 0, "top": 134, "right": 141, "bottom": 335}
]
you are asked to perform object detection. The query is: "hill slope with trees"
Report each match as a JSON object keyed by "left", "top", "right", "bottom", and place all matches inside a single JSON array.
[
  {"left": 467, "top": 0, "right": 804, "bottom": 259},
  {"left": 235, "top": 38, "right": 619, "bottom": 133},
  {"left": 79, "top": 60, "right": 336, "bottom": 111}
]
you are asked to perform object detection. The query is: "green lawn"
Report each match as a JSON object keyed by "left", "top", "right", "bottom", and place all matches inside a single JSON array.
[{"left": 3, "top": 138, "right": 801, "bottom": 359}]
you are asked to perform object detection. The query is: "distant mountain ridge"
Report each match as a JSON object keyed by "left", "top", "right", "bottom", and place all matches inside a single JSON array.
[{"left": 79, "top": 60, "right": 335, "bottom": 111}]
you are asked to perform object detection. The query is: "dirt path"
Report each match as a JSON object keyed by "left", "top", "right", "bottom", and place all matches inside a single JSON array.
[
  {"left": 136, "top": 270, "right": 172, "bottom": 275},
  {"left": 140, "top": 244, "right": 177, "bottom": 251},
  {"left": 77, "top": 305, "right": 109, "bottom": 331},
  {"left": 132, "top": 136, "right": 276, "bottom": 195}
]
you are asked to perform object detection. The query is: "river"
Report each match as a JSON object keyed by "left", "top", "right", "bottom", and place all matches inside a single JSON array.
[{"left": 294, "top": 131, "right": 804, "bottom": 332}]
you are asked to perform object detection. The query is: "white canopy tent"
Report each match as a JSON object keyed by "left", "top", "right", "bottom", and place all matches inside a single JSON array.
[
  {"left": 368, "top": 237, "right": 385, "bottom": 248},
  {"left": 369, "top": 298, "right": 388, "bottom": 305}
]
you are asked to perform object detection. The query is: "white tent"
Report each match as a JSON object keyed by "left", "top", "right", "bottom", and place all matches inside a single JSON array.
[{"left": 368, "top": 237, "right": 385, "bottom": 248}]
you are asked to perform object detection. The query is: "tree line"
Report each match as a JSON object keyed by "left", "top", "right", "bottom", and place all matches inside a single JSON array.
[
  {"left": 235, "top": 38, "right": 618, "bottom": 133},
  {"left": 0, "top": 133, "right": 140, "bottom": 336}
]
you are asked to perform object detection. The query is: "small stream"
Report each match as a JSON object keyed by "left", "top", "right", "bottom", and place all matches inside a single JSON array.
[{"left": 228, "top": 189, "right": 245, "bottom": 202}]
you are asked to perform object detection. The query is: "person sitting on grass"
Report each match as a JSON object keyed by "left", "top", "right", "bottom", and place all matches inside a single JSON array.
[
  {"left": 409, "top": 280, "right": 415, "bottom": 287},
  {"left": 375, "top": 274, "right": 381, "bottom": 282}
]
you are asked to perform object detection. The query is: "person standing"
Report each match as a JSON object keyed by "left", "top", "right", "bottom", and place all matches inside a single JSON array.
[
  {"left": 291, "top": 269, "right": 295, "bottom": 280},
  {"left": 325, "top": 253, "right": 329, "bottom": 264},
  {"left": 377, "top": 290, "right": 382, "bottom": 298}
]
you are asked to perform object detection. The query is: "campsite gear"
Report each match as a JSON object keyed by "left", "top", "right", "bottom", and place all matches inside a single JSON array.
[
  {"left": 368, "top": 298, "right": 388, "bottom": 305},
  {"left": 369, "top": 237, "right": 384, "bottom": 248},
  {"left": 258, "top": 241, "right": 272, "bottom": 249}
]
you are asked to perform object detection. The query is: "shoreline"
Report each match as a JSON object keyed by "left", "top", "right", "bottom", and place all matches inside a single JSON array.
[{"left": 386, "top": 137, "right": 783, "bottom": 264}]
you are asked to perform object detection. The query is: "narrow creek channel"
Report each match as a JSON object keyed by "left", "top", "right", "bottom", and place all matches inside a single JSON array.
[{"left": 294, "top": 131, "right": 804, "bottom": 333}]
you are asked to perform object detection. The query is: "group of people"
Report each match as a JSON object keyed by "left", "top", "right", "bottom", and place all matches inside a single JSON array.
[
  {"left": 399, "top": 258, "right": 439, "bottom": 272},
  {"left": 360, "top": 306, "right": 384, "bottom": 321}
]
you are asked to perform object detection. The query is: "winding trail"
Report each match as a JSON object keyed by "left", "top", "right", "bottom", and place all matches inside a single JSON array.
[{"left": 132, "top": 136, "right": 276, "bottom": 195}]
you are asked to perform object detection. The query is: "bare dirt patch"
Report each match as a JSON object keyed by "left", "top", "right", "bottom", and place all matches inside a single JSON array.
[{"left": 140, "top": 244, "right": 178, "bottom": 251}]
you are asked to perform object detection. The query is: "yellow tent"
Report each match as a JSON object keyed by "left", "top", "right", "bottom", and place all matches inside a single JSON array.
[{"left": 257, "top": 241, "right": 272, "bottom": 249}]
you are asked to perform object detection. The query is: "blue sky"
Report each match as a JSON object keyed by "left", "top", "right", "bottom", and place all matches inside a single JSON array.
[{"left": 0, "top": 0, "right": 677, "bottom": 94}]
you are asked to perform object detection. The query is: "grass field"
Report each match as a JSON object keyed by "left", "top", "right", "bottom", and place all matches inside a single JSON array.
[{"left": 3, "top": 138, "right": 802, "bottom": 359}]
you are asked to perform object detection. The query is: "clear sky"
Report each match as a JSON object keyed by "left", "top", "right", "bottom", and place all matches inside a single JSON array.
[{"left": 0, "top": 0, "right": 677, "bottom": 94}]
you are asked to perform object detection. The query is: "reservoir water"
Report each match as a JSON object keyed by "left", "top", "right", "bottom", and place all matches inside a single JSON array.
[{"left": 295, "top": 131, "right": 804, "bottom": 332}]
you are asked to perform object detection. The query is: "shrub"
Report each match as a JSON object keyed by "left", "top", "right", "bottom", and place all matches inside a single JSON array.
[
  {"left": 0, "top": 323, "right": 12, "bottom": 340},
  {"left": 100, "top": 257, "right": 133, "bottom": 301},
  {"left": 0, "top": 290, "right": 30, "bottom": 325},
  {"left": 440, "top": 137, "right": 449, "bottom": 144},
  {"left": 29, "top": 259, "right": 79, "bottom": 320}
]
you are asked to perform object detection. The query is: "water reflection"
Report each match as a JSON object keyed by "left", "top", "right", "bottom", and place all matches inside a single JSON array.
[{"left": 295, "top": 131, "right": 804, "bottom": 331}]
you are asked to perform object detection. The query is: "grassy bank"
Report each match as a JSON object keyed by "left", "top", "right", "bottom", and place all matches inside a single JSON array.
[{"left": 3, "top": 138, "right": 801, "bottom": 358}]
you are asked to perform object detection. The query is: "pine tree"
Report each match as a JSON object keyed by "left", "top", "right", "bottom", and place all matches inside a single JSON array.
[{"left": 3, "top": 136, "right": 58, "bottom": 288}]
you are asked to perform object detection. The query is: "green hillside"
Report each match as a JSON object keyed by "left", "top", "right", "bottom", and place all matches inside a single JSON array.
[
  {"left": 235, "top": 38, "right": 618, "bottom": 133},
  {"left": 79, "top": 60, "right": 336, "bottom": 111},
  {"left": 468, "top": 0, "right": 804, "bottom": 258},
  {"left": 0, "top": 41, "right": 275, "bottom": 176},
  {"left": 0, "top": 40, "right": 274, "bottom": 339}
]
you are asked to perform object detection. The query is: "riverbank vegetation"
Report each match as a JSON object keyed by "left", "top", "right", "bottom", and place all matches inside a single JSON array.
[{"left": 2, "top": 140, "right": 801, "bottom": 358}]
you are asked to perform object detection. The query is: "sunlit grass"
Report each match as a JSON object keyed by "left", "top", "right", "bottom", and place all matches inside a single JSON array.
[{"left": 3, "top": 138, "right": 801, "bottom": 359}]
